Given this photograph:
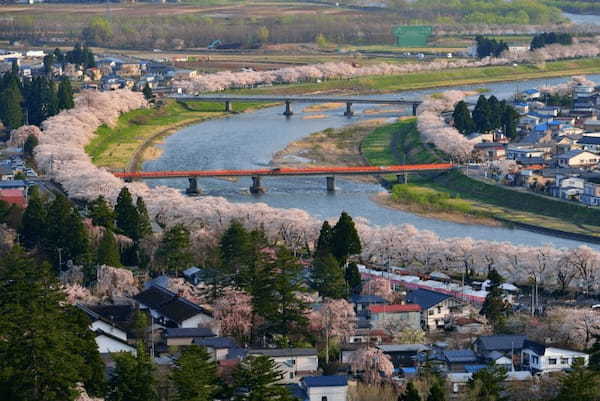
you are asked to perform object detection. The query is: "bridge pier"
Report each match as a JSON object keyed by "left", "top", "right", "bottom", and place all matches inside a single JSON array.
[
  {"left": 185, "top": 177, "right": 201, "bottom": 195},
  {"left": 326, "top": 176, "right": 335, "bottom": 192},
  {"left": 250, "top": 176, "right": 265, "bottom": 194},
  {"left": 283, "top": 101, "right": 293, "bottom": 117},
  {"left": 344, "top": 102, "right": 354, "bottom": 117},
  {"left": 225, "top": 101, "right": 232, "bottom": 113},
  {"left": 396, "top": 174, "right": 408, "bottom": 184},
  {"left": 412, "top": 103, "right": 418, "bottom": 116}
]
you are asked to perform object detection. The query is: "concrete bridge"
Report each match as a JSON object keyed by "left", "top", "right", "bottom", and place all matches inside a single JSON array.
[
  {"left": 171, "top": 95, "right": 423, "bottom": 117},
  {"left": 115, "top": 164, "right": 453, "bottom": 194}
]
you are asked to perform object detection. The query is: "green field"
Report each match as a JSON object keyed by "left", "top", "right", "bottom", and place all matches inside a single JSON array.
[
  {"left": 361, "top": 119, "right": 600, "bottom": 236},
  {"left": 86, "top": 100, "right": 266, "bottom": 170},
  {"left": 238, "top": 58, "right": 600, "bottom": 95}
]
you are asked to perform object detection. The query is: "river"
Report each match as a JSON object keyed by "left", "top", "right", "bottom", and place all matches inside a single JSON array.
[
  {"left": 144, "top": 75, "right": 600, "bottom": 249},
  {"left": 563, "top": 12, "right": 600, "bottom": 26}
]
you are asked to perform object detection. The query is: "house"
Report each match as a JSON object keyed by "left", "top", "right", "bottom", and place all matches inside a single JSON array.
[
  {"left": 584, "top": 119, "right": 600, "bottom": 132},
  {"left": 248, "top": 348, "right": 319, "bottom": 383},
  {"left": 574, "top": 84, "right": 595, "bottom": 99},
  {"left": 182, "top": 266, "right": 205, "bottom": 285},
  {"left": 406, "top": 288, "right": 465, "bottom": 331},
  {"left": 377, "top": 344, "right": 431, "bottom": 369},
  {"left": 447, "top": 370, "right": 532, "bottom": 395},
  {"left": 513, "top": 102, "right": 529, "bottom": 115},
  {"left": 350, "top": 294, "right": 387, "bottom": 314},
  {"left": 521, "top": 89, "right": 541, "bottom": 100},
  {"left": 473, "top": 334, "right": 526, "bottom": 364},
  {"left": 522, "top": 340, "right": 589, "bottom": 374},
  {"left": 506, "top": 146, "right": 548, "bottom": 162},
  {"left": 474, "top": 142, "right": 506, "bottom": 161},
  {"left": 442, "top": 349, "right": 479, "bottom": 372},
  {"left": 133, "top": 285, "right": 212, "bottom": 328},
  {"left": 193, "top": 336, "right": 239, "bottom": 361},
  {"left": 0, "top": 188, "right": 27, "bottom": 208},
  {"left": 555, "top": 150, "right": 599, "bottom": 168},
  {"left": 450, "top": 317, "right": 485, "bottom": 335},
  {"left": 484, "top": 350, "right": 514, "bottom": 370},
  {"left": 77, "top": 304, "right": 138, "bottom": 355},
  {"left": 291, "top": 376, "right": 348, "bottom": 401},
  {"left": 581, "top": 181, "right": 600, "bottom": 206},
  {"left": 550, "top": 175, "right": 585, "bottom": 200},
  {"left": 577, "top": 136, "right": 600, "bottom": 154},
  {"left": 368, "top": 304, "right": 422, "bottom": 331},
  {"left": 164, "top": 327, "right": 216, "bottom": 346}
]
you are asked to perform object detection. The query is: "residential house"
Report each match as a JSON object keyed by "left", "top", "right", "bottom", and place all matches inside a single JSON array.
[
  {"left": 133, "top": 284, "right": 213, "bottom": 328},
  {"left": 473, "top": 334, "right": 527, "bottom": 365},
  {"left": 350, "top": 294, "right": 387, "bottom": 314},
  {"left": 77, "top": 304, "right": 137, "bottom": 355},
  {"left": 474, "top": 142, "right": 506, "bottom": 161},
  {"left": 584, "top": 119, "right": 600, "bottom": 132},
  {"left": 522, "top": 340, "right": 589, "bottom": 374},
  {"left": 377, "top": 344, "right": 431, "bottom": 369},
  {"left": 506, "top": 146, "right": 549, "bottom": 163},
  {"left": 450, "top": 317, "right": 485, "bottom": 335},
  {"left": 550, "top": 175, "right": 585, "bottom": 200},
  {"left": 164, "top": 327, "right": 216, "bottom": 346},
  {"left": 248, "top": 348, "right": 318, "bottom": 383},
  {"left": 573, "top": 84, "right": 595, "bottom": 99},
  {"left": 182, "top": 266, "right": 206, "bottom": 285},
  {"left": 521, "top": 89, "right": 540, "bottom": 100},
  {"left": 537, "top": 106, "right": 560, "bottom": 117},
  {"left": 513, "top": 102, "right": 529, "bottom": 115},
  {"left": 0, "top": 188, "right": 27, "bottom": 208},
  {"left": 193, "top": 336, "right": 239, "bottom": 361},
  {"left": 555, "top": 150, "right": 599, "bottom": 168},
  {"left": 0, "top": 165, "right": 14, "bottom": 181},
  {"left": 577, "top": 136, "right": 600, "bottom": 154},
  {"left": 406, "top": 288, "right": 464, "bottom": 331},
  {"left": 447, "top": 371, "right": 532, "bottom": 396},
  {"left": 368, "top": 304, "right": 422, "bottom": 331},
  {"left": 581, "top": 181, "right": 600, "bottom": 206},
  {"left": 292, "top": 376, "right": 348, "bottom": 401}
]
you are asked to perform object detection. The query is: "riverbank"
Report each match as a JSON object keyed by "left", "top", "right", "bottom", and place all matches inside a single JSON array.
[
  {"left": 361, "top": 119, "right": 600, "bottom": 238},
  {"left": 236, "top": 58, "right": 600, "bottom": 95},
  {"left": 85, "top": 99, "right": 268, "bottom": 171}
]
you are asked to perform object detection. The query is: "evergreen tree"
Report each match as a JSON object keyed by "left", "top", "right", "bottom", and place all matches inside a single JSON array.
[
  {"left": 315, "top": 220, "right": 334, "bottom": 256},
  {"left": 170, "top": 345, "right": 219, "bottom": 401},
  {"left": 27, "top": 77, "right": 58, "bottom": 126},
  {"left": 43, "top": 53, "right": 55, "bottom": 73},
  {"left": 554, "top": 359, "right": 600, "bottom": 401},
  {"left": 480, "top": 269, "right": 509, "bottom": 330},
  {"left": 331, "top": 212, "right": 361, "bottom": 263},
  {"left": 311, "top": 252, "right": 346, "bottom": 299},
  {"left": 466, "top": 365, "right": 507, "bottom": 401},
  {"left": 82, "top": 45, "right": 96, "bottom": 68},
  {"left": 231, "top": 355, "right": 293, "bottom": 401},
  {"left": 20, "top": 186, "right": 47, "bottom": 249},
  {"left": 53, "top": 48, "right": 65, "bottom": 64},
  {"left": 135, "top": 196, "right": 152, "bottom": 238},
  {"left": 487, "top": 95, "right": 501, "bottom": 130},
  {"left": 115, "top": 187, "right": 140, "bottom": 240},
  {"left": 398, "top": 382, "right": 421, "bottom": 401},
  {"left": 219, "top": 220, "right": 252, "bottom": 285},
  {"left": 142, "top": 82, "right": 153, "bottom": 101},
  {"left": 0, "top": 83, "right": 24, "bottom": 130},
  {"left": 108, "top": 343, "right": 158, "bottom": 401},
  {"left": 452, "top": 100, "right": 475, "bottom": 135},
  {"left": 0, "top": 247, "right": 105, "bottom": 401},
  {"left": 97, "top": 229, "right": 121, "bottom": 267},
  {"left": 500, "top": 102, "right": 520, "bottom": 139},
  {"left": 23, "top": 133, "right": 38, "bottom": 157},
  {"left": 89, "top": 195, "right": 115, "bottom": 231},
  {"left": 426, "top": 381, "right": 446, "bottom": 401},
  {"left": 67, "top": 43, "right": 84, "bottom": 65},
  {"left": 155, "top": 223, "right": 193, "bottom": 274},
  {"left": 44, "top": 194, "right": 90, "bottom": 269},
  {"left": 57, "top": 78, "right": 75, "bottom": 111},
  {"left": 345, "top": 261, "right": 362, "bottom": 294},
  {"left": 589, "top": 335, "right": 600, "bottom": 371},
  {"left": 472, "top": 95, "right": 493, "bottom": 133}
]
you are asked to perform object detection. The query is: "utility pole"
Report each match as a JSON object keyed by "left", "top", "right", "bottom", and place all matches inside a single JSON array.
[{"left": 57, "top": 247, "right": 63, "bottom": 271}]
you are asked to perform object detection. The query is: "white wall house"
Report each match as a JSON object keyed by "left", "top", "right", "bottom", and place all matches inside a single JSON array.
[
  {"left": 301, "top": 376, "right": 348, "bottom": 401},
  {"left": 522, "top": 340, "right": 589, "bottom": 374},
  {"left": 95, "top": 331, "right": 137, "bottom": 355},
  {"left": 248, "top": 348, "right": 318, "bottom": 383}
]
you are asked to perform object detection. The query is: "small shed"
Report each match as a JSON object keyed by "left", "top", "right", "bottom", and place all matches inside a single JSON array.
[{"left": 182, "top": 266, "right": 204, "bottom": 285}]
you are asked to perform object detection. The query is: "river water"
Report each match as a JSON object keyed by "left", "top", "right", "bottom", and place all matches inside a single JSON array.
[
  {"left": 563, "top": 12, "right": 600, "bottom": 26},
  {"left": 144, "top": 75, "right": 600, "bottom": 249}
]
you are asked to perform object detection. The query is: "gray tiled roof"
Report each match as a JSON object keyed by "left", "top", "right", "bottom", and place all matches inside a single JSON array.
[{"left": 248, "top": 348, "right": 317, "bottom": 357}]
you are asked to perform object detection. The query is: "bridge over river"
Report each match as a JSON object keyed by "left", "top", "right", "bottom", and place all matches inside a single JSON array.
[
  {"left": 115, "top": 163, "right": 453, "bottom": 194},
  {"left": 171, "top": 95, "right": 422, "bottom": 116}
]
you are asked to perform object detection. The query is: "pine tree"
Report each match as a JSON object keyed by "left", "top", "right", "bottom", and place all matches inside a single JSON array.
[
  {"left": 472, "top": 95, "right": 492, "bottom": 133},
  {"left": 480, "top": 269, "right": 509, "bottom": 330},
  {"left": 0, "top": 83, "right": 24, "bottom": 130},
  {"left": 135, "top": 196, "right": 152, "bottom": 238},
  {"left": 331, "top": 212, "right": 361, "bottom": 263},
  {"left": 20, "top": 186, "right": 47, "bottom": 249},
  {"left": 311, "top": 252, "right": 346, "bottom": 299},
  {"left": 452, "top": 100, "right": 475, "bottom": 135},
  {"left": 97, "top": 229, "right": 121, "bottom": 267},
  {"left": 345, "top": 261, "right": 362, "bottom": 294},
  {"left": 89, "top": 195, "right": 115, "bottom": 231},
  {"left": 231, "top": 355, "right": 293, "bottom": 401},
  {"left": 315, "top": 220, "right": 334, "bottom": 256},
  {"left": 115, "top": 187, "right": 140, "bottom": 240},
  {"left": 108, "top": 343, "right": 158, "bottom": 401},
  {"left": 219, "top": 220, "right": 251, "bottom": 285},
  {"left": 0, "top": 247, "right": 105, "bottom": 401},
  {"left": 589, "top": 335, "right": 600, "bottom": 371},
  {"left": 142, "top": 82, "right": 153, "bottom": 101},
  {"left": 155, "top": 223, "right": 193, "bottom": 274},
  {"left": 170, "top": 345, "right": 219, "bottom": 401},
  {"left": 398, "top": 382, "right": 421, "bottom": 401},
  {"left": 500, "top": 102, "right": 520, "bottom": 139},
  {"left": 427, "top": 381, "right": 446, "bottom": 401},
  {"left": 57, "top": 78, "right": 74, "bottom": 111},
  {"left": 23, "top": 134, "right": 38, "bottom": 157},
  {"left": 82, "top": 45, "right": 96, "bottom": 68},
  {"left": 466, "top": 365, "right": 507, "bottom": 401},
  {"left": 487, "top": 95, "right": 501, "bottom": 130},
  {"left": 554, "top": 359, "right": 600, "bottom": 401}
]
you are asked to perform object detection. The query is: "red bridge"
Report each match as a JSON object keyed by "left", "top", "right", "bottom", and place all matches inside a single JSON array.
[{"left": 114, "top": 163, "right": 453, "bottom": 194}]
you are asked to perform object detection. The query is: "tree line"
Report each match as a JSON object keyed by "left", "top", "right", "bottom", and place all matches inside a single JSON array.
[
  {"left": 452, "top": 95, "right": 520, "bottom": 138},
  {"left": 475, "top": 35, "right": 509, "bottom": 58},
  {"left": 531, "top": 32, "right": 574, "bottom": 50},
  {"left": 43, "top": 43, "right": 96, "bottom": 72}
]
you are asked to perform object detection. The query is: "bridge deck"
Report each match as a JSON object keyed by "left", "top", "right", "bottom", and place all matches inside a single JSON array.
[
  {"left": 115, "top": 164, "right": 453, "bottom": 179},
  {"left": 172, "top": 95, "right": 420, "bottom": 105}
]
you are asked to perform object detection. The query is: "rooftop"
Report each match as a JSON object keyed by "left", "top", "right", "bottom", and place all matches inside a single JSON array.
[
  {"left": 248, "top": 348, "right": 317, "bottom": 357},
  {"left": 443, "top": 349, "right": 478, "bottom": 363},
  {"left": 405, "top": 288, "right": 451, "bottom": 310},
  {"left": 476, "top": 334, "right": 527, "bottom": 352},
  {"left": 165, "top": 327, "right": 215, "bottom": 338},
  {"left": 368, "top": 304, "right": 421, "bottom": 313},
  {"left": 302, "top": 375, "right": 348, "bottom": 388}
]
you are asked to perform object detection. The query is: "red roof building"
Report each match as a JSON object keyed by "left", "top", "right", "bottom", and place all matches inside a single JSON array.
[
  {"left": 368, "top": 304, "right": 421, "bottom": 314},
  {"left": 0, "top": 188, "right": 26, "bottom": 208}
]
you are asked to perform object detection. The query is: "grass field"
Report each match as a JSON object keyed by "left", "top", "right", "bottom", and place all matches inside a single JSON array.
[
  {"left": 361, "top": 119, "right": 600, "bottom": 236},
  {"left": 238, "top": 58, "right": 600, "bottom": 95},
  {"left": 85, "top": 99, "right": 266, "bottom": 170}
]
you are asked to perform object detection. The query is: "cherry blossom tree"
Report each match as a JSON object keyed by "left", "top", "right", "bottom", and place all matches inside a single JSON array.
[
  {"left": 213, "top": 288, "right": 253, "bottom": 343},
  {"left": 361, "top": 277, "right": 394, "bottom": 301},
  {"left": 349, "top": 346, "right": 394, "bottom": 384},
  {"left": 308, "top": 298, "right": 356, "bottom": 363}
]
